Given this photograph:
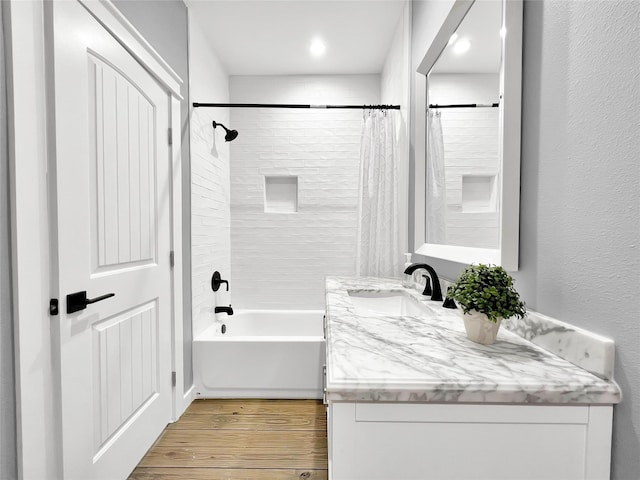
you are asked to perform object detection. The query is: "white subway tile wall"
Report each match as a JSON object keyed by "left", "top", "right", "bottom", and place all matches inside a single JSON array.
[
  {"left": 189, "top": 21, "right": 231, "bottom": 338},
  {"left": 230, "top": 75, "right": 380, "bottom": 309},
  {"left": 429, "top": 73, "right": 500, "bottom": 248}
]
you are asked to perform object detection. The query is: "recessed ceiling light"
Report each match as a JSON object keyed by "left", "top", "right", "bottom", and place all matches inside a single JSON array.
[
  {"left": 310, "top": 39, "right": 326, "bottom": 57},
  {"left": 448, "top": 33, "right": 458, "bottom": 46},
  {"left": 453, "top": 39, "right": 471, "bottom": 55}
]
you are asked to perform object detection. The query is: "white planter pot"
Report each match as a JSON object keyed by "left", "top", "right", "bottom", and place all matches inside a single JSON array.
[{"left": 461, "top": 310, "right": 503, "bottom": 345}]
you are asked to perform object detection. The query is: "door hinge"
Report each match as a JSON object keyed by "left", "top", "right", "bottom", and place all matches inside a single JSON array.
[
  {"left": 168, "top": 127, "right": 173, "bottom": 146},
  {"left": 171, "top": 371, "right": 177, "bottom": 387},
  {"left": 169, "top": 250, "right": 175, "bottom": 268},
  {"left": 49, "top": 298, "right": 59, "bottom": 316}
]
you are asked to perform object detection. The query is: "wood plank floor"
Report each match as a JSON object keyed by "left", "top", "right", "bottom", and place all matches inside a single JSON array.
[{"left": 129, "top": 399, "right": 328, "bottom": 480}]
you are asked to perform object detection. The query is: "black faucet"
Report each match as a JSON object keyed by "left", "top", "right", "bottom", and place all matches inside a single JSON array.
[
  {"left": 403, "top": 263, "right": 443, "bottom": 301},
  {"left": 214, "top": 305, "right": 233, "bottom": 315}
]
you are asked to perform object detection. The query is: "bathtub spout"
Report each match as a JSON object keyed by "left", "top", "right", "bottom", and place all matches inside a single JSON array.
[{"left": 215, "top": 305, "right": 234, "bottom": 316}]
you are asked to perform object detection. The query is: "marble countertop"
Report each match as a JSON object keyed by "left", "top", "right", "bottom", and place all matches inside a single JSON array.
[{"left": 325, "top": 276, "right": 621, "bottom": 404}]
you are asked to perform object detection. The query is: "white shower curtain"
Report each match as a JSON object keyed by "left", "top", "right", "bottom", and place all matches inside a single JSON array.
[
  {"left": 426, "top": 110, "right": 447, "bottom": 244},
  {"left": 356, "top": 110, "right": 401, "bottom": 277}
]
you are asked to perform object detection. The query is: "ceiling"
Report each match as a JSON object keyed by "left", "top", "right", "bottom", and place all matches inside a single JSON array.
[{"left": 185, "top": 0, "right": 406, "bottom": 76}]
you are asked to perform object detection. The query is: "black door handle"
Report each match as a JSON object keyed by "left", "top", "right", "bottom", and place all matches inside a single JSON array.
[{"left": 66, "top": 291, "right": 115, "bottom": 314}]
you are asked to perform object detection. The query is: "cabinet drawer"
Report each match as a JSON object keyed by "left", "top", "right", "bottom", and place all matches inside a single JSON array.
[{"left": 355, "top": 402, "right": 589, "bottom": 424}]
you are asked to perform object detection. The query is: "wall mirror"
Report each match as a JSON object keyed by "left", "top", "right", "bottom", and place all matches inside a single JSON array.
[{"left": 415, "top": 0, "right": 522, "bottom": 270}]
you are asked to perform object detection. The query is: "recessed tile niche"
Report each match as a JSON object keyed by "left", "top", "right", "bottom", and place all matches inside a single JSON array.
[
  {"left": 461, "top": 175, "right": 497, "bottom": 213},
  {"left": 264, "top": 176, "right": 298, "bottom": 213}
]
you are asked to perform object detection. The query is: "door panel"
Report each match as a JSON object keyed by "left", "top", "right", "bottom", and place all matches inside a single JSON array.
[
  {"left": 89, "top": 54, "right": 157, "bottom": 271},
  {"left": 51, "top": 1, "right": 172, "bottom": 478},
  {"left": 92, "top": 300, "right": 159, "bottom": 455}
]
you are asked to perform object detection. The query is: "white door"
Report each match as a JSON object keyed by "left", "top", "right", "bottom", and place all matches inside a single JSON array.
[{"left": 50, "top": 2, "right": 173, "bottom": 478}]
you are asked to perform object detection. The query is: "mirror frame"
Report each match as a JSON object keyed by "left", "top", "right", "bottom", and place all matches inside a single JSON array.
[{"left": 414, "top": 0, "right": 523, "bottom": 271}]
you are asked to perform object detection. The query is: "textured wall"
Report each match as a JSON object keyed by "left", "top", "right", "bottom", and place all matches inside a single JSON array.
[
  {"left": 188, "top": 19, "right": 231, "bottom": 339},
  {"left": 515, "top": 2, "right": 640, "bottom": 477},
  {"left": 0, "top": 1, "right": 17, "bottom": 477},
  {"left": 413, "top": 1, "right": 640, "bottom": 477},
  {"left": 429, "top": 74, "right": 500, "bottom": 248},
  {"left": 230, "top": 75, "right": 379, "bottom": 309},
  {"left": 112, "top": 0, "right": 194, "bottom": 388}
]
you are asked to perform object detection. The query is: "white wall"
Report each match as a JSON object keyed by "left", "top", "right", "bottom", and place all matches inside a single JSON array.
[
  {"left": 381, "top": 0, "right": 411, "bottom": 259},
  {"left": 429, "top": 73, "right": 500, "bottom": 248},
  {"left": 188, "top": 18, "right": 231, "bottom": 338},
  {"left": 0, "top": 2, "right": 16, "bottom": 477},
  {"left": 230, "top": 75, "right": 380, "bottom": 310}
]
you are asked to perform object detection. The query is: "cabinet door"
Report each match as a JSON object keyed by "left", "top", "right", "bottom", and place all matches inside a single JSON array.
[{"left": 330, "top": 402, "right": 606, "bottom": 480}]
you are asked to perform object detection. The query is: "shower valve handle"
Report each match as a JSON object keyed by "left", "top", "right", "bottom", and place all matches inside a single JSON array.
[{"left": 211, "top": 271, "right": 229, "bottom": 292}]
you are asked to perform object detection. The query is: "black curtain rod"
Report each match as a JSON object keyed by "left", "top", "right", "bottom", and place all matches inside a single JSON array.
[
  {"left": 193, "top": 102, "right": 400, "bottom": 110},
  {"left": 428, "top": 103, "right": 499, "bottom": 109}
]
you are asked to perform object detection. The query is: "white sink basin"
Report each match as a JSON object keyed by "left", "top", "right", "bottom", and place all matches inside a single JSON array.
[{"left": 347, "top": 290, "right": 430, "bottom": 317}]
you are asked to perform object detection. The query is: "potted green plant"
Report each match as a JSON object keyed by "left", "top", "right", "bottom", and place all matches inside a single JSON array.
[{"left": 448, "top": 264, "right": 526, "bottom": 345}]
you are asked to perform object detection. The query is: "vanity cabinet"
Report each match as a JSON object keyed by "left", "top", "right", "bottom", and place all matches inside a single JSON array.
[
  {"left": 328, "top": 402, "right": 613, "bottom": 480},
  {"left": 324, "top": 276, "right": 620, "bottom": 480}
]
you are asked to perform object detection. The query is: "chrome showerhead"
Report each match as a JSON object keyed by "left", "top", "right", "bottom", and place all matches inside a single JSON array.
[{"left": 212, "top": 121, "right": 239, "bottom": 142}]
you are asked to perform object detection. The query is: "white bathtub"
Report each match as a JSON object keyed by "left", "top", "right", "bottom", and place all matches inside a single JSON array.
[{"left": 193, "top": 310, "right": 326, "bottom": 399}]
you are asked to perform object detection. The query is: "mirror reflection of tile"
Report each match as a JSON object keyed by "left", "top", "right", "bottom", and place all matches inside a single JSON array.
[{"left": 462, "top": 175, "right": 497, "bottom": 213}]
